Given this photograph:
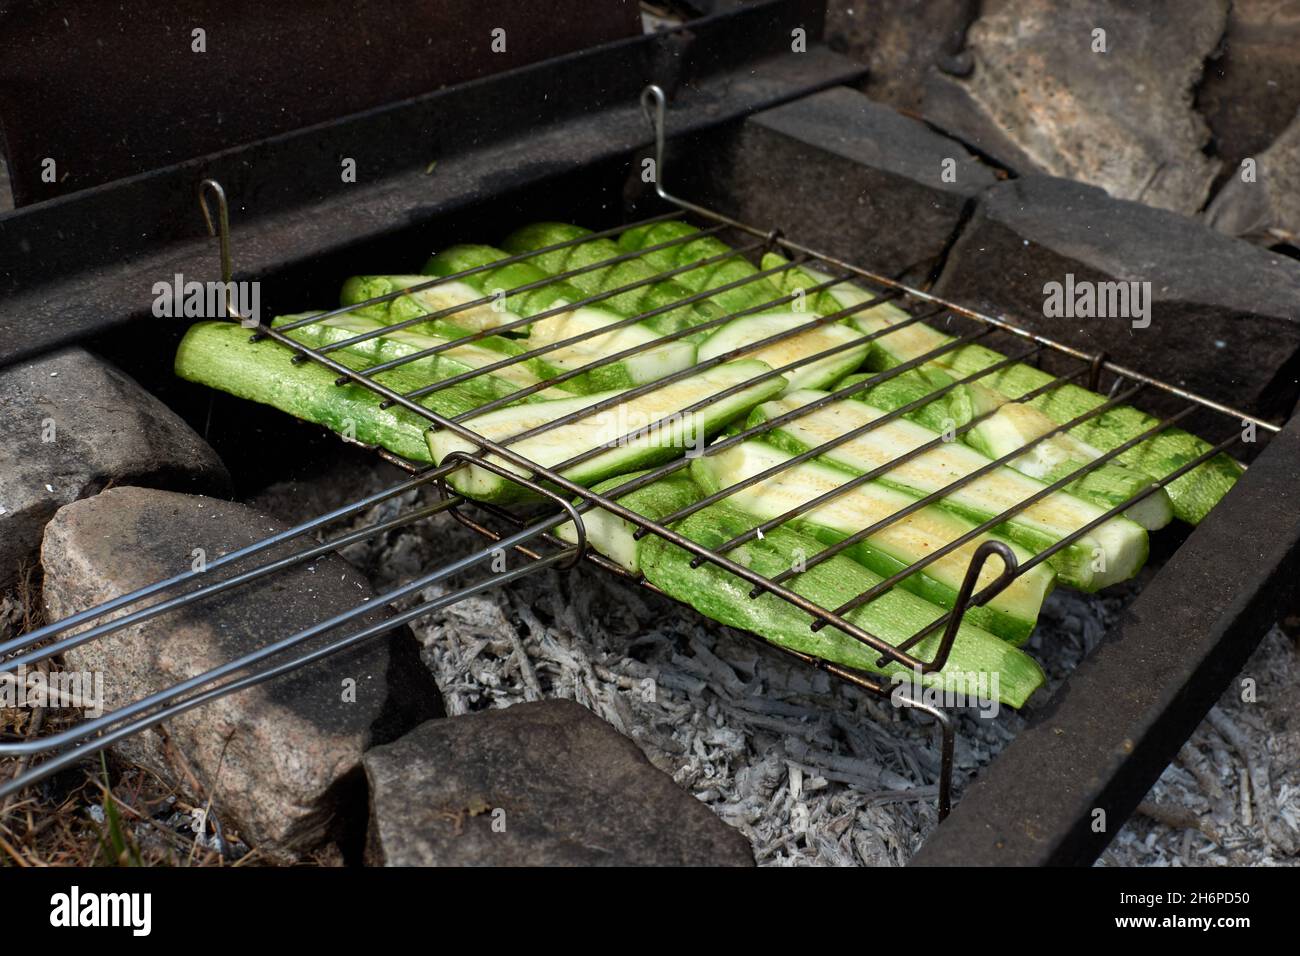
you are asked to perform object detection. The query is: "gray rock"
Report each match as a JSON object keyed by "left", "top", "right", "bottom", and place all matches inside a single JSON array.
[
  {"left": 363, "top": 699, "right": 755, "bottom": 866},
  {"left": 0, "top": 347, "right": 231, "bottom": 586},
  {"left": 1197, "top": 0, "right": 1300, "bottom": 175},
  {"left": 825, "top": 0, "right": 978, "bottom": 113},
  {"left": 40, "top": 486, "right": 443, "bottom": 858},
  {"left": 1205, "top": 109, "right": 1300, "bottom": 247},
  {"left": 923, "top": 0, "right": 1227, "bottom": 215},
  {"left": 933, "top": 175, "right": 1300, "bottom": 416},
  {"left": 689, "top": 86, "right": 997, "bottom": 280}
]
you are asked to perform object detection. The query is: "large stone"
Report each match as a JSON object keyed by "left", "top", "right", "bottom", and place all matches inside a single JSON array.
[
  {"left": 824, "top": 0, "right": 978, "bottom": 113},
  {"left": 40, "top": 486, "right": 443, "bottom": 858},
  {"left": 922, "top": 0, "right": 1227, "bottom": 215},
  {"left": 687, "top": 86, "right": 997, "bottom": 280},
  {"left": 0, "top": 347, "right": 230, "bottom": 585},
  {"left": 1197, "top": 0, "right": 1300, "bottom": 175},
  {"left": 1205, "top": 109, "right": 1300, "bottom": 248},
  {"left": 933, "top": 175, "right": 1300, "bottom": 416},
  {"left": 363, "top": 699, "right": 755, "bottom": 866}
]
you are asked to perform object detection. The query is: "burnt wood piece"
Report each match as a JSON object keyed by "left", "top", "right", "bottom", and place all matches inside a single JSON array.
[
  {"left": 0, "top": 0, "right": 642, "bottom": 206},
  {"left": 911, "top": 408, "right": 1300, "bottom": 867}
]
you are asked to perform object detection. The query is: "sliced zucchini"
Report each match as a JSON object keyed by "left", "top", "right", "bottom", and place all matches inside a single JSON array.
[
  {"left": 175, "top": 321, "right": 482, "bottom": 463},
  {"left": 839, "top": 370, "right": 1174, "bottom": 530},
  {"left": 423, "top": 244, "right": 583, "bottom": 318},
  {"left": 691, "top": 440, "right": 1055, "bottom": 644},
  {"left": 523, "top": 304, "right": 697, "bottom": 391},
  {"left": 964, "top": 395, "right": 1174, "bottom": 530},
  {"left": 340, "top": 274, "right": 518, "bottom": 333},
  {"left": 751, "top": 390, "right": 1149, "bottom": 591},
  {"left": 501, "top": 222, "right": 724, "bottom": 336},
  {"left": 427, "top": 360, "right": 787, "bottom": 503},
  {"left": 272, "top": 312, "right": 572, "bottom": 403},
  {"left": 618, "top": 221, "right": 790, "bottom": 317},
  {"left": 696, "top": 312, "right": 870, "bottom": 393},
  {"left": 553, "top": 470, "right": 705, "bottom": 573},
  {"left": 843, "top": 287, "right": 1243, "bottom": 525},
  {"left": 424, "top": 244, "right": 698, "bottom": 391},
  {"left": 639, "top": 503, "right": 1045, "bottom": 707}
]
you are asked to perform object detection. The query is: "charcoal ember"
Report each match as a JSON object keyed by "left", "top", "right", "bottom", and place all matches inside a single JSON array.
[
  {"left": 921, "top": 0, "right": 1226, "bottom": 215},
  {"left": 1197, "top": 0, "right": 1300, "bottom": 176},
  {"left": 363, "top": 699, "right": 755, "bottom": 866},
  {"left": 39, "top": 486, "right": 443, "bottom": 860},
  {"left": 1205, "top": 109, "right": 1300, "bottom": 248},
  {"left": 686, "top": 86, "right": 997, "bottom": 280},
  {"left": 933, "top": 175, "right": 1300, "bottom": 416},
  {"left": 0, "top": 347, "right": 231, "bottom": 586}
]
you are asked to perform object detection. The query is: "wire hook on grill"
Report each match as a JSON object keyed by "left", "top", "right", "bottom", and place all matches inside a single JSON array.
[{"left": 198, "top": 178, "right": 233, "bottom": 287}]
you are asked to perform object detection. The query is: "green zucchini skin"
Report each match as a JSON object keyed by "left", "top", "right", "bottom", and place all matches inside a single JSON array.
[
  {"left": 423, "top": 244, "right": 697, "bottom": 393},
  {"left": 844, "top": 301, "right": 1241, "bottom": 525},
  {"left": 749, "top": 391, "right": 1150, "bottom": 591},
  {"left": 427, "top": 360, "right": 788, "bottom": 504},
  {"left": 422, "top": 245, "right": 583, "bottom": 318},
  {"left": 339, "top": 273, "right": 526, "bottom": 334},
  {"left": 617, "top": 221, "right": 791, "bottom": 317},
  {"left": 553, "top": 469, "right": 706, "bottom": 573},
  {"left": 639, "top": 503, "right": 1045, "bottom": 708},
  {"left": 697, "top": 311, "right": 870, "bottom": 393},
  {"left": 501, "top": 222, "right": 724, "bottom": 337},
  {"left": 174, "top": 321, "right": 481, "bottom": 463},
  {"left": 837, "top": 370, "right": 1174, "bottom": 529},
  {"left": 272, "top": 312, "right": 570, "bottom": 404},
  {"left": 690, "top": 440, "right": 1055, "bottom": 644}
]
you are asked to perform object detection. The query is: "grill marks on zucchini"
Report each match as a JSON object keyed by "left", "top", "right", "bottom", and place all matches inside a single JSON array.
[
  {"left": 691, "top": 440, "right": 1055, "bottom": 644},
  {"left": 751, "top": 390, "right": 1149, "bottom": 591},
  {"left": 426, "top": 360, "right": 787, "bottom": 502},
  {"left": 639, "top": 502, "right": 1046, "bottom": 707},
  {"left": 842, "top": 286, "right": 1242, "bottom": 525},
  {"left": 697, "top": 312, "right": 871, "bottom": 393},
  {"left": 422, "top": 244, "right": 699, "bottom": 391}
]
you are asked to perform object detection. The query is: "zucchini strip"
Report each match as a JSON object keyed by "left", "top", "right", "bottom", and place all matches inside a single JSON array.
[
  {"left": 691, "top": 439, "right": 1055, "bottom": 644},
  {"left": 750, "top": 390, "right": 1149, "bottom": 591},
  {"left": 838, "top": 369, "right": 1174, "bottom": 530},
  {"left": 501, "top": 221, "right": 725, "bottom": 336},
  {"left": 618, "top": 221, "right": 792, "bottom": 317},
  {"left": 697, "top": 311, "right": 870, "bottom": 393},
  {"left": 639, "top": 502, "right": 1045, "bottom": 707},
  {"left": 272, "top": 311, "right": 573, "bottom": 403},
  {"left": 426, "top": 360, "right": 787, "bottom": 503},
  {"left": 174, "top": 321, "right": 481, "bottom": 463},
  {"left": 553, "top": 469, "right": 705, "bottom": 573},
  {"left": 802, "top": 270, "right": 1242, "bottom": 525},
  {"left": 423, "top": 245, "right": 697, "bottom": 392}
]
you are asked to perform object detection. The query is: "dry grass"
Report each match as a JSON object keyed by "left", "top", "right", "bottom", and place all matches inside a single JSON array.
[{"left": 0, "top": 564, "right": 236, "bottom": 867}]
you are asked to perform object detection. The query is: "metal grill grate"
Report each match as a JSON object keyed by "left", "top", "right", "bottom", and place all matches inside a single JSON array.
[{"left": 1, "top": 86, "right": 1281, "bottom": 817}]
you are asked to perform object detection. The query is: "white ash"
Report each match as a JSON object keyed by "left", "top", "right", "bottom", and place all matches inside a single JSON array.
[
  {"left": 1099, "top": 625, "right": 1300, "bottom": 867},
  {"left": 252, "top": 469, "right": 1299, "bottom": 866}
]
